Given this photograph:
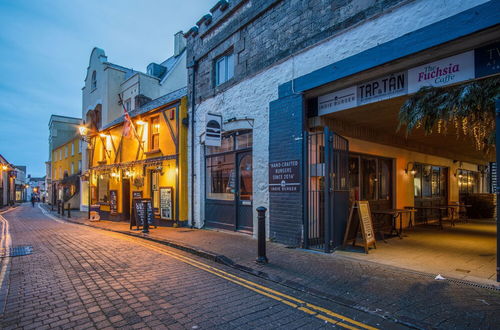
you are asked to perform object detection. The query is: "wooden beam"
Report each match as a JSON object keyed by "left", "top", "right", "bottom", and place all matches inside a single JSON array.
[{"left": 161, "top": 109, "right": 178, "bottom": 150}]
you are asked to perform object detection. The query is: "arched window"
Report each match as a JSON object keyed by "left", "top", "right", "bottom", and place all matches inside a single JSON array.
[{"left": 91, "top": 71, "right": 97, "bottom": 90}]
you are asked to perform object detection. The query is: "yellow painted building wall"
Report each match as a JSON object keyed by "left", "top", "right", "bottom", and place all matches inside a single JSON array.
[
  {"left": 52, "top": 137, "right": 82, "bottom": 180},
  {"left": 89, "top": 96, "right": 188, "bottom": 221}
]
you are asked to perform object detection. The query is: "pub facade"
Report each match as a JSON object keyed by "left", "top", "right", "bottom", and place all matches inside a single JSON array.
[{"left": 185, "top": 0, "right": 499, "bottom": 250}]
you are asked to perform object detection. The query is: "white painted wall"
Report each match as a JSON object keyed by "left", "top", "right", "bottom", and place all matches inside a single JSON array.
[
  {"left": 160, "top": 52, "right": 187, "bottom": 95},
  {"left": 189, "top": 0, "right": 488, "bottom": 235}
]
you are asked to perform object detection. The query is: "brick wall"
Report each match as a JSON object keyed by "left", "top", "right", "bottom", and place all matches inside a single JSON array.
[
  {"left": 268, "top": 92, "right": 304, "bottom": 246},
  {"left": 186, "top": 0, "right": 409, "bottom": 104}
]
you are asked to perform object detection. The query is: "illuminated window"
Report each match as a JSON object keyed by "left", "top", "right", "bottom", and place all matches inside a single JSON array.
[{"left": 150, "top": 116, "right": 160, "bottom": 151}]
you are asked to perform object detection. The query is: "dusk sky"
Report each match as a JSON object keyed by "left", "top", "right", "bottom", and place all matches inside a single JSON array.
[{"left": 0, "top": 0, "right": 210, "bottom": 177}]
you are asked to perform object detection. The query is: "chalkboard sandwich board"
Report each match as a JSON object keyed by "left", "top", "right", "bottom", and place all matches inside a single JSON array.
[
  {"left": 130, "top": 198, "right": 157, "bottom": 230},
  {"left": 343, "top": 201, "right": 376, "bottom": 253}
]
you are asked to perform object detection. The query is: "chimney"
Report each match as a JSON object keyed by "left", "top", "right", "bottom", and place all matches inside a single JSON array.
[{"left": 174, "top": 31, "right": 186, "bottom": 57}]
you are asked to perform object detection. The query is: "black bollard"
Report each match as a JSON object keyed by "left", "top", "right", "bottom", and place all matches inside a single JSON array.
[
  {"left": 256, "top": 206, "right": 268, "bottom": 264},
  {"left": 67, "top": 203, "right": 71, "bottom": 218},
  {"left": 142, "top": 201, "right": 149, "bottom": 233},
  {"left": 57, "top": 201, "right": 60, "bottom": 214},
  {"left": 61, "top": 202, "right": 65, "bottom": 216}
]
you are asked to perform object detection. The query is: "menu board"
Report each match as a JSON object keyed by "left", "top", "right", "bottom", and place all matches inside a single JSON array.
[
  {"left": 160, "top": 187, "right": 173, "bottom": 220},
  {"left": 357, "top": 201, "right": 375, "bottom": 246},
  {"left": 343, "top": 201, "right": 376, "bottom": 253},
  {"left": 132, "top": 191, "right": 143, "bottom": 199},
  {"left": 109, "top": 190, "right": 118, "bottom": 215},
  {"left": 130, "top": 198, "right": 155, "bottom": 229}
]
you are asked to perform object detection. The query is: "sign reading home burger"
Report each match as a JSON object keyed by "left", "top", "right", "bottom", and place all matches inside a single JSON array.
[{"left": 269, "top": 160, "right": 300, "bottom": 193}]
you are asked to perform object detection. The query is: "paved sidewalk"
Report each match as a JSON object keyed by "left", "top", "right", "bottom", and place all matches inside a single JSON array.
[{"left": 42, "top": 204, "right": 500, "bottom": 329}]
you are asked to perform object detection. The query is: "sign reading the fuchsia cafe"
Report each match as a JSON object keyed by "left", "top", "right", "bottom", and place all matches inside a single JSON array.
[
  {"left": 269, "top": 160, "right": 300, "bottom": 193},
  {"left": 407, "top": 51, "right": 475, "bottom": 93}
]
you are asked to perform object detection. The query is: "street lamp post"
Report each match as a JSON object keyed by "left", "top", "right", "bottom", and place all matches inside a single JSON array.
[{"left": 79, "top": 124, "right": 93, "bottom": 220}]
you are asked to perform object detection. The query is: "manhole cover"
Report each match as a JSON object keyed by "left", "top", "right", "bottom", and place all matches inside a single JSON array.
[{"left": 0, "top": 245, "right": 33, "bottom": 257}]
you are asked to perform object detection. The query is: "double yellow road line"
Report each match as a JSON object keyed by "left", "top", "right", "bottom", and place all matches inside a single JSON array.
[{"left": 105, "top": 231, "right": 378, "bottom": 330}]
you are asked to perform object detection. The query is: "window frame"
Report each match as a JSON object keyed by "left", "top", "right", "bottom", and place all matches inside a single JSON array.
[
  {"left": 205, "top": 130, "right": 252, "bottom": 202},
  {"left": 149, "top": 116, "right": 160, "bottom": 152},
  {"left": 215, "top": 52, "right": 235, "bottom": 86}
]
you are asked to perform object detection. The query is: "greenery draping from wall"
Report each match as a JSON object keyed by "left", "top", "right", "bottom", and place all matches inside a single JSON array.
[{"left": 398, "top": 76, "right": 500, "bottom": 152}]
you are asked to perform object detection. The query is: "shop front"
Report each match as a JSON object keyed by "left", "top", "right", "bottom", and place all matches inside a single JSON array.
[
  {"left": 268, "top": 5, "right": 500, "bottom": 281},
  {"left": 84, "top": 93, "right": 188, "bottom": 226},
  {"left": 204, "top": 129, "right": 253, "bottom": 233}
]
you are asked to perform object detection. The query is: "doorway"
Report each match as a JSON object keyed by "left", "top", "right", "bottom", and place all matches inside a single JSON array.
[
  {"left": 205, "top": 130, "right": 253, "bottom": 232},
  {"left": 236, "top": 152, "right": 253, "bottom": 231}
]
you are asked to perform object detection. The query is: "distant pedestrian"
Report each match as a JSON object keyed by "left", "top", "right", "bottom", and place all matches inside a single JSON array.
[{"left": 31, "top": 195, "right": 36, "bottom": 207}]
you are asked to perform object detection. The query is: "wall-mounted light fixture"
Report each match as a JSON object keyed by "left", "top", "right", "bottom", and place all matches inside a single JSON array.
[
  {"left": 405, "top": 162, "right": 417, "bottom": 175},
  {"left": 454, "top": 169, "right": 464, "bottom": 178}
]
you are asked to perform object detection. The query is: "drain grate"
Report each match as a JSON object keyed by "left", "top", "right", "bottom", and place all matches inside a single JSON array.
[{"left": 0, "top": 245, "right": 33, "bottom": 257}]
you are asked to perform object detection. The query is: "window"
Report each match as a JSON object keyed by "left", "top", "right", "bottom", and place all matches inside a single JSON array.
[
  {"left": 71, "top": 143, "right": 74, "bottom": 156},
  {"left": 413, "top": 163, "right": 448, "bottom": 199},
  {"left": 150, "top": 116, "right": 160, "bottom": 151},
  {"left": 91, "top": 71, "right": 97, "bottom": 90},
  {"left": 65, "top": 146, "right": 68, "bottom": 158},
  {"left": 97, "top": 174, "right": 109, "bottom": 203},
  {"left": 79, "top": 140, "right": 82, "bottom": 153},
  {"left": 349, "top": 155, "right": 392, "bottom": 202},
  {"left": 125, "top": 98, "right": 131, "bottom": 112},
  {"left": 205, "top": 130, "right": 252, "bottom": 201},
  {"left": 151, "top": 171, "right": 160, "bottom": 214},
  {"left": 78, "top": 160, "right": 82, "bottom": 172},
  {"left": 458, "top": 169, "right": 480, "bottom": 195},
  {"left": 70, "top": 163, "right": 74, "bottom": 175},
  {"left": 215, "top": 53, "right": 234, "bottom": 86},
  {"left": 59, "top": 150, "right": 62, "bottom": 160},
  {"left": 206, "top": 154, "right": 236, "bottom": 200}
]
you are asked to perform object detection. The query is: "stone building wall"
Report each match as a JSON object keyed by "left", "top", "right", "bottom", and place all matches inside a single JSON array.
[{"left": 185, "top": 0, "right": 488, "bottom": 238}]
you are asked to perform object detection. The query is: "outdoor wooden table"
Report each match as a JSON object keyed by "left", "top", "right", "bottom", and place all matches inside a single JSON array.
[
  {"left": 443, "top": 204, "right": 472, "bottom": 225},
  {"left": 411, "top": 206, "right": 448, "bottom": 229},
  {"left": 371, "top": 209, "right": 415, "bottom": 240}
]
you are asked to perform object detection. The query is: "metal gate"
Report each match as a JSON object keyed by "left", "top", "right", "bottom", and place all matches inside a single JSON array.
[{"left": 304, "top": 128, "right": 349, "bottom": 252}]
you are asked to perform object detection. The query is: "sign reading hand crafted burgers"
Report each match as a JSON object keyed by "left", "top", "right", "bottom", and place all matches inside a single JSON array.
[{"left": 205, "top": 113, "right": 222, "bottom": 147}]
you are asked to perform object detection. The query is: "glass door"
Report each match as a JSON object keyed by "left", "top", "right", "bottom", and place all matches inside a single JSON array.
[{"left": 236, "top": 152, "right": 253, "bottom": 232}]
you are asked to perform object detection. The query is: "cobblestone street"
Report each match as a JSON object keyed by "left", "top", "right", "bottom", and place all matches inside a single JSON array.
[{"left": 0, "top": 205, "right": 398, "bottom": 329}]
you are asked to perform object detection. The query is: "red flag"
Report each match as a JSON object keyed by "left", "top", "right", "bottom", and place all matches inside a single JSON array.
[{"left": 122, "top": 111, "right": 133, "bottom": 139}]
